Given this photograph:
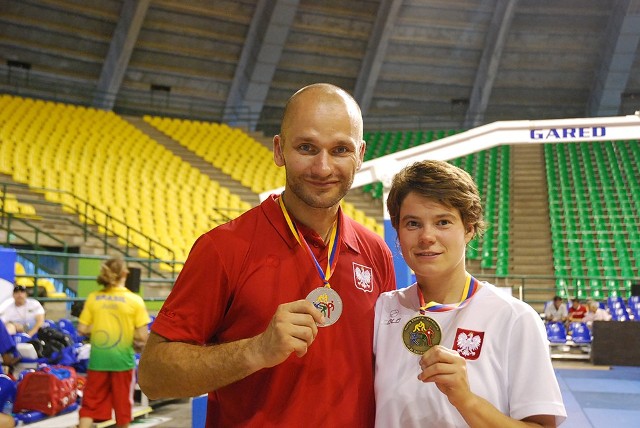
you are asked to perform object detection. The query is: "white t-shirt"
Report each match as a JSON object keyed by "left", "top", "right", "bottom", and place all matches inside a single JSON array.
[
  {"left": 374, "top": 282, "right": 566, "bottom": 428},
  {"left": 544, "top": 301, "right": 568, "bottom": 321},
  {"left": 0, "top": 298, "right": 45, "bottom": 330}
]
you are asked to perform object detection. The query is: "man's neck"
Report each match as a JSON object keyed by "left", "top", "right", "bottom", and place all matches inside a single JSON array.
[{"left": 280, "top": 193, "right": 339, "bottom": 241}]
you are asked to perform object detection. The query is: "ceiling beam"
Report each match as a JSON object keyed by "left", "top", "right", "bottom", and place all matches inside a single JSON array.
[
  {"left": 587, "top": 0, "right": 640, "bottom": 117},
  {"left": 223, "top": 0, "right": 299, "bottom": 130},
  {"left": 92, "top": 0, "right": 150, "bottom": 110},
  {"left": 463, "top": 0, "right": 519, "bottom": 129},
  {"left": 354, "top": 0, "right": 402, "bottom": 116}
]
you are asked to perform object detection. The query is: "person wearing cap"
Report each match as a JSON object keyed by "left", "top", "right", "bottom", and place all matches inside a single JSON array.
[{"left": 0, "top": 285, "right": 45, "bottom": 337}]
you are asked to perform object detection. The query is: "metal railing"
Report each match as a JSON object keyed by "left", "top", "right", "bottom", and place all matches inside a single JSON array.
[
  {"left": 1, "top": 181, "right": 180, "bottom": 276},
  {"left": 473, "top": 272, "right": 639, "bottom": 305},
  {"left": 13, "top": 250, "right": 179, "bottom": 302}
]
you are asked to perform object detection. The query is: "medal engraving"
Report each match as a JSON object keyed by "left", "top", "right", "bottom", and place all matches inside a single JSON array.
[
  {"left": 306, "top": 287, "right": 342, "bottom": 327},
  {"left": 402, "top": 315, "right": 441, "bottom": 355}
]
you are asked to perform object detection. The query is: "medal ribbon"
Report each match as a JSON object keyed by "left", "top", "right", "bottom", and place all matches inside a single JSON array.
[
  {"left": 418, "top": 274, "right": 479, "bottom": 314},
  {"left": 278, "top": 194, "right": 340, "bottom": 288}
]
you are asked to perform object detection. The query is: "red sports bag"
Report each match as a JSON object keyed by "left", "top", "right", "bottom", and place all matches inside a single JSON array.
[{"left": 14, "top": 365, "right": 78, "bottom": 416}]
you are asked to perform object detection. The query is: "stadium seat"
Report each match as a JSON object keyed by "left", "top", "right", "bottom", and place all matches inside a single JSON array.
[
  {"left": 11, "top": 333, "right": 32, "bottom": 344},
  {"left": 611, "top": 307, "right": 630, "bottom": 322},
  {"left": 607, "top": 296, "right": 626, "bottom": 311},
  {"left": 0, "top": 374, "right": 17, "bottom": 405},
  {"left": 546, "top": 322, "right": 567, "bottom": 344},
  {"left": 31, "top": 279, "right": 65, "bottom": 298},
  {"left": 547, "top": 141, "right": 639, "bottom": 297},
  {"left": 569, "top": 322, "right": 592, "bottom": 344},
  {"left": 630, "top": 302, "right": 640, "bottom": 320},
  {"left": 607, "top": 296, "right": 630, "bottom": 321},
  {"left": 14, "top": 262, "right": 35, "bottom": 289}
]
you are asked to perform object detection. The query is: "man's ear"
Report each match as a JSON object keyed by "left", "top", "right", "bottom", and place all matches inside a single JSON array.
[
  {"left": 273, "top": 134, "right": 285, "bottom": 167},
  {"left": 356, "top": 140, "right": 366, "bottom": 170}
]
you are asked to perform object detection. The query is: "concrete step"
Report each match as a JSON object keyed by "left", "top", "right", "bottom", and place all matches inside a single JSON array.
[{"left": 509, "top": 144, "right": 554, "bottom": 296}]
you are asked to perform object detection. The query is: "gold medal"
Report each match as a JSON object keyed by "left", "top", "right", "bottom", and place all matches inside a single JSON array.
[
  {"left": 306, "top": 287, "right": 342, "bottom": 327},
  {"left": 402, "top": 315, "right": 441, "bottom": 355}
]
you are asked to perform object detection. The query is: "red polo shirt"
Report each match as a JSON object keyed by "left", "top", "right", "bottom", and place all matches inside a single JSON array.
[
  {"left": 569, "top": 303, "right": 588, "bottom": 320},
  {"left": 152, "top": 195, "right": 396, "bottom": 427}
]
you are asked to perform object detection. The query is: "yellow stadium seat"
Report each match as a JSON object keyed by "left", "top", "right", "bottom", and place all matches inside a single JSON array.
[
  {"left": 13, "top": 262, "right": 35, "bottom": 288},
  {"left": 0, "top": 194, "right": 20, "bottom": 214},
  {"left": 14, "top": 262, "right": 25, "bottom": 276},
  {"left": 36, "top": 278, "right": 66, "bottom": 298},
  {"left": 18, "top": 202, "right": 36, "bottom": 217}
]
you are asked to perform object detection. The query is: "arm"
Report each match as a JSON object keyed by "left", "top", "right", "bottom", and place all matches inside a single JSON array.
[
  {"left": 0, "top": 412, "right": 16, "bottom": 428},
  {"left": 27, "top": 313, "right": 44, "bottom": 337},
  {"left": 418, "top": 346, "right": 557, "bottom": 428},
  {"left": 138, "top": 300, "right": 324, "bottom": 399},
  {"left": 133, "top": 325, "right": 149, "bottom": 353},
  {"left": 76, "top": 322, "right": 91, "bottom": 337}
]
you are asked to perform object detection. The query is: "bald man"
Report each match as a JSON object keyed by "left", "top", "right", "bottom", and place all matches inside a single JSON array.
[{"left": 139, "top": 84, "right": 396, "bottom": 426}]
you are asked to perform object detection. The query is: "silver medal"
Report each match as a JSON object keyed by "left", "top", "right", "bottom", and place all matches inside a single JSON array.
[{"left": 306, "top": 287, "right": 343, "bottom": 327}]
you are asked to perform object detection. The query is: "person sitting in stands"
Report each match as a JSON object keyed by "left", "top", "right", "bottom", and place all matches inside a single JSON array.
[
  {"left": 0, "top": 285, "right": 45, "bottom": 337},
  {"left": 544, "top": 295, "right": 568, "bottom": 323},
  {"left": 568, "top": 299, "right": 588, "bottom": 325},
  {"left": 582, "top": 300, "right": 611, "bottom": 327}
]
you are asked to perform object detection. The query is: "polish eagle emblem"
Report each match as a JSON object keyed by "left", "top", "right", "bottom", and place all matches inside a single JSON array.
[
  {"left": 353, "top": 263, "right": 373, "bottom": 292},
  {"left": 453, "top": 329, "right": 485, "bottom": 360}
]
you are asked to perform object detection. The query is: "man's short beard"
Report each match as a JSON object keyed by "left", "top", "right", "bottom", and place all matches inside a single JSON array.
[{"left": 285, "top": 175, "right": 352, "bottom": 209}]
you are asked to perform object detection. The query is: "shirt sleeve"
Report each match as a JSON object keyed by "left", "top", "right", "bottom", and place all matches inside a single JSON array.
[
  {"left": 507, "top": 307, "right": 567, "bottom": 424},
  {"left": 152, "top": 233, "right": 232, "bottom": 345},
  {"left": 32, "top": 300, "right": 45, "bottom": 316}
]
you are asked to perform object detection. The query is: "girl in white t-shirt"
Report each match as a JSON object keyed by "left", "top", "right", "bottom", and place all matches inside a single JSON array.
[{"left": 375, "top": 160, "right": 566, "bottom": 428}]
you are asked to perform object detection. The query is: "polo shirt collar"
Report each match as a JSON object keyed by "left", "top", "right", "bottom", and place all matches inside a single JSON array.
[{"left": 262, "top": 194, "right": 360, "bottom": 254}]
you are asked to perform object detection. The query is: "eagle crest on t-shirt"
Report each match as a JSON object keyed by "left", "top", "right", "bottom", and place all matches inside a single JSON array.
[
  {"left": 352, "top": 263, "right": 373, "bottom": 292},
  {"left": 453, "top": 329, "right": 485, "bottom": 360}
]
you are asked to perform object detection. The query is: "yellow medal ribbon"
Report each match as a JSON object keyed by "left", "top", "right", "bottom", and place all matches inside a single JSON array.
[
  {"left": 418, "top": 274, "right": 479, "bottom": 314},
  {"left": 278, "top": 194, "right": 340, "bottom": 288}
]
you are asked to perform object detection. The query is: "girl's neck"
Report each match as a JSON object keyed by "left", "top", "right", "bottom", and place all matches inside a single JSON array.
[{"left": 417, "top": 271, "right": 469, "bottom": 304}]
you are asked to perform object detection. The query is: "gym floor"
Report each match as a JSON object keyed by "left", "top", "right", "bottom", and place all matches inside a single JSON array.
[
  {"left": 553, "top": 361, "right": 640, "bottom": 428},
  {"left": 144, "top": 360, "right": 640, "bottom": 428},
  {"left": 26, "top": 360, "right": 638, "bottom": 427}
]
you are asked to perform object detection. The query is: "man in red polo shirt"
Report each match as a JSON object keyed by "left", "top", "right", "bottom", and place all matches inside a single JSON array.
[
  {"left": 568, "top": 298, "right": 588, "bottom": 324},
  {"left": 139, "top": 83, "right": 396, "bottom": 426}
]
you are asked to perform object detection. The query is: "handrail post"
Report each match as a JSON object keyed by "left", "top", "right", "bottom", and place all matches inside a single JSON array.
[{"left": 83, "top": 200, "right": 89, "bottom": 241}]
